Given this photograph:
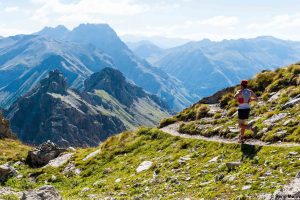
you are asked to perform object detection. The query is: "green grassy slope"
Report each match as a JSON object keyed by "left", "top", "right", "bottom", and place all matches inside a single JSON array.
[
  {"left": 159, "top": 63, "right": 300, "bottom": 143},
  {"left": 1, "top": 128, "right": 300, "bottom": 199}
]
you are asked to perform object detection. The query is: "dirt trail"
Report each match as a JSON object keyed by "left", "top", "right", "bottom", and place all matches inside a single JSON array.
[{"left": 160, "top": 123, "right": 300, "bottom": 147}]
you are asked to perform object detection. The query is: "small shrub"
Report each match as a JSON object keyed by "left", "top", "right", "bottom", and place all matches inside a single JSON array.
[
  {"left": 196, "top": 105, "right": 209, "bottom": 119},
  {"left": 220, "top": 93, "right": 233, "bottom": 108},
  {"left": 178, "top": 122, "right": 199, "bottom": 135},
  {"left": 291, "top": 65, "right": 300, "bottom": 75},
  {"left": 286, "top": 127, "right": 300, "bottom": 142},
  {"left": 227, "top": 107, "right": 237, "bottom": 117},
  {"left": 214, "top": 112, "right": 222, "bottom": 119},
  {"left": 158, "top": 117, "right": 177, "bottom": 128}
]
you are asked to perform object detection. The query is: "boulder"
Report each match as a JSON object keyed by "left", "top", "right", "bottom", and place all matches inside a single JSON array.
[
  {"left": 136, "top": 161, "right": 153, "bottom": 173},
  {"left": 226, "top": 162, "right": 241, "bottom": 170},
  {"left": 44, "top": 153, "right": 73, "bottom": 168},
  {"left": 26, "top": 141, "right": 66, "bottom": 167},
  {"left": 272, "top": 171, "right": 300, "bottom": 199},
  {"left": 21, "top": 185, "right": 62, "bottom": 200},
  {"left": 0, "top": 163, "right": 17, "bottom": 183}
]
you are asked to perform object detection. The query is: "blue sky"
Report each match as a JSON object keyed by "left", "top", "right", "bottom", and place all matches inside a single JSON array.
[{"left": 1, "top": 0, "right": 300, "bottom": 41}]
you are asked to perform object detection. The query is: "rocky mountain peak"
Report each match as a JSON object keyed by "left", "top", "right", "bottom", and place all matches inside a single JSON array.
[
  {"left": 39, "top": 70, "right": 67, "bottom": 95},
  {"left": 84, "top": 67, "right": 148, "bottom": 106},
  {"left": 84, "top": 67, "right": 125, "bottom": 91}
]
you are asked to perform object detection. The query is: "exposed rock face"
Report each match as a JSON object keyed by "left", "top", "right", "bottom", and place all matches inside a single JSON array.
[
  {"left": 0, "top": 163, "right": 17, "bottom": 183},
  {"left": 0, "top": 111, "right": 14, "bottom": 139},
  {"left": 281, "top": 94, "right": 300, "bottom": 109},
  {"left": 7, "top": 70, "right": 126, "bottom": 147},
  {"left": 6, "top": 69, "right": 169, "bottom": 147},
  {"left": 26, "top": 141, "right": 66, "bottom": 167},
  {"left": 21, "top": 185, "right": 62, "bottom": 200},
  {"left": 272, "top": 171, "right": 300, "bottom": 199}
]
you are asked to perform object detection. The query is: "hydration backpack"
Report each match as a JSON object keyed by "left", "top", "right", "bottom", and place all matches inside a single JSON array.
[{"left": 238, "top": 89, "right": 251, "bottom": 103}]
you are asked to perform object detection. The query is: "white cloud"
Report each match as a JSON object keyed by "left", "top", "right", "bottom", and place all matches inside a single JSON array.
[
  {"left": 199, "top": 16, "right": 239, "bottom": 27},
  {"left": 31, "top": 0, "right": 146, "bottom": 26},
  {"left": 248, "top": 13, "right": 300, "bottom": 30},
  {"left": 0, "top": 25, "right": 30, "bottom": 36},
  {"left": 4, "top": 6, "right": 20, "bottom": 12}
]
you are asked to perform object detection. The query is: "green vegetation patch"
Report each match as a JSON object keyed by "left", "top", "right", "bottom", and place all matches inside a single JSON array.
[{"left": 1, "top": 128, "right": 300, "bottom": 199}]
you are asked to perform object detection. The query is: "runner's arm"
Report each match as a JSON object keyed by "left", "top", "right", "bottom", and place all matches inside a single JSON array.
[{"left": 250, "top": 90, "right": 258, "bottom": 101}]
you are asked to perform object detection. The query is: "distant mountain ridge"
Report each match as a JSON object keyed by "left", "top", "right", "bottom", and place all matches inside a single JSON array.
[
  {"left": 62, "top": 24, "right": 197, "bottom": 111},
  {"left": 127, "top": 40, "right": 163, "bottom": 64},
  {"left": 0, "top": 24, "right": 196, "bottom": 111},
  {"left": 6, "top": 68, "right": 169, "bottom": 147},
  {"left": 152, "top": 36, "right": 300, "bottom": 97},
  {"left": 0, "top": 34, "right": 114, "bottom": 108}
]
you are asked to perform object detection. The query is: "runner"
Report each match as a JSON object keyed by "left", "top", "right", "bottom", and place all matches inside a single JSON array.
[{"left": 234, "top": 80, "right": 258, "bottom": 143}]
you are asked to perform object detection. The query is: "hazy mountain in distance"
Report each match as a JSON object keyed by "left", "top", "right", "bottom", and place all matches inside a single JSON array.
[
  {"left": 154, "top": 36, "right": 300, "bottom": 97},
  {"left": 35, "top": 23, "right": 197, "bottom": 111},
  {"left": 34, "top": 25, "right": 70, "bottom": 40},
  {"left": 121, "top": 34, "right": 191, "bottom": 49},
  {"left": 0, "top": 34, "right": 114, "bottom": 108},
  {"left": 6, "top": 68, "right": 169, "bottom": 147},
  {"left": 127, "top": 40, "right": 164, "bottom": 63}
]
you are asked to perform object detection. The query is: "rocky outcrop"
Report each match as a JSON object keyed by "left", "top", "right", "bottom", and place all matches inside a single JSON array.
[
  {"left": 0, "top": 187, "right": 23, "bottom": 198},
  {"left": 0, "top": 111, "right": 14, "bottom": 139},
  {"left": 21, "top": 185, "right": 62, "bottom": 200},
  {"left": 0, "top": 163, "right": 17, "bottom": 183},
  {"left": 281, "top": 94, "right": 300, "bottom": 109},
  {"left": 272, "top": 171, "right": 300, "bottom": 199},
  {"left": 26, "top": 141, "right": 66, "bottom": 167}
]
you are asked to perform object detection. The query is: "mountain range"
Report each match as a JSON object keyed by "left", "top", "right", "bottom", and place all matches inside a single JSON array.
[
  {"left": 1, "top": 63, "right": 299, "bottom": 199},
  {"left": 0, "top": 24, "right": 196, "bottom": 111},
  {"left": 5, "top": 68, "right": 169, "bottom": 147},
  {"left": 133, "top": 36, "right": 300, "bottom": 97}
]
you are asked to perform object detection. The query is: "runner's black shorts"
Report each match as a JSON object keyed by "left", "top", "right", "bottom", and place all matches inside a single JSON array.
[{"left": 238, "top": 109, "right": 250, "bottom": 120}]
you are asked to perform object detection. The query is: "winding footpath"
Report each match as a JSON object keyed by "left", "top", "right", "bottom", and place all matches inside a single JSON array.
[{"left": 160, "top": 123, "right": 300, "bottom": 147}]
